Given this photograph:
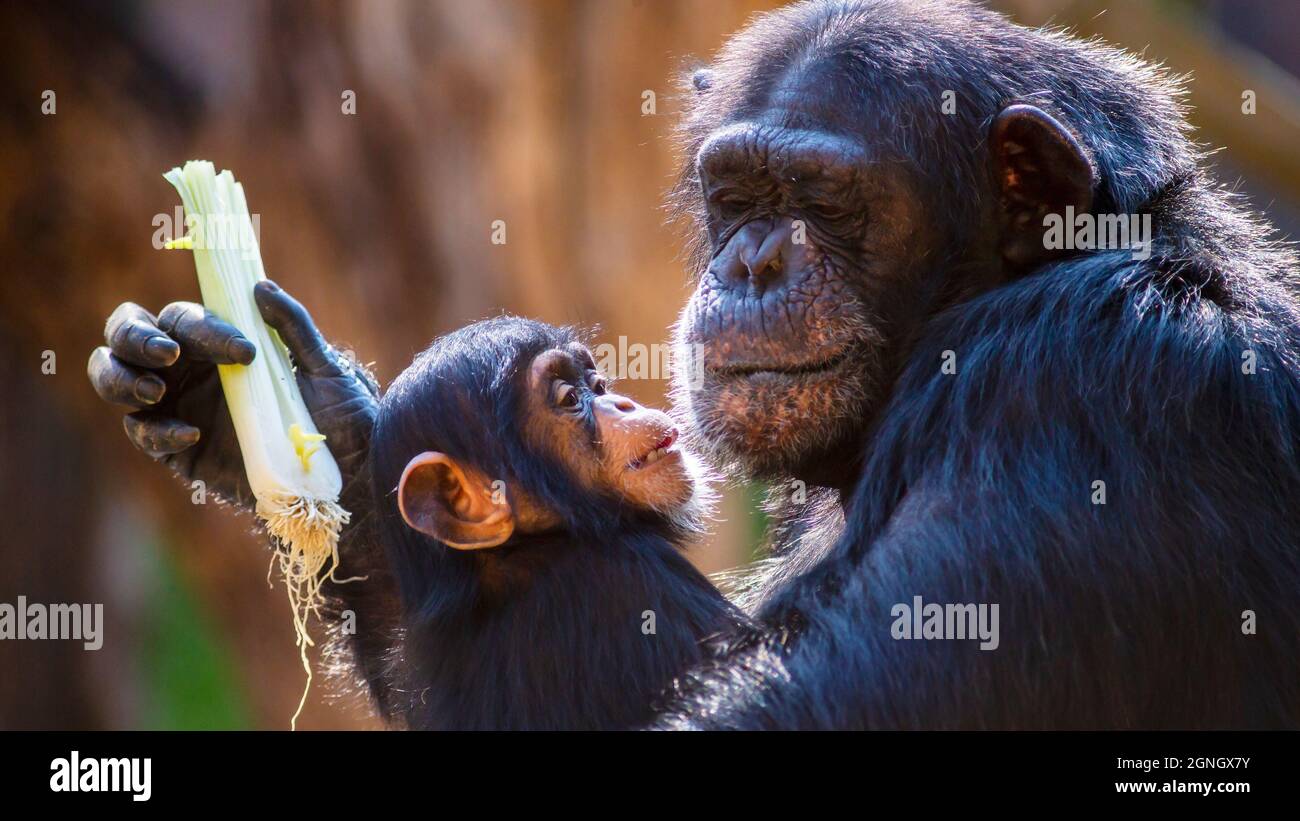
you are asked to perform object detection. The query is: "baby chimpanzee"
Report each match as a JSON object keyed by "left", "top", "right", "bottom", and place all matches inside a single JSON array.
[{"left": 369, "top": 316, "right": 744, "bottom": 730}]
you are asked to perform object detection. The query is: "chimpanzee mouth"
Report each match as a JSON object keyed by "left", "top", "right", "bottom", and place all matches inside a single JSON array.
[
  {"left": 629, "top": 428, "right": 680, "bottom": 470},
  {"left": 709, "top": 350, "right": 850, "bottom": 379}
]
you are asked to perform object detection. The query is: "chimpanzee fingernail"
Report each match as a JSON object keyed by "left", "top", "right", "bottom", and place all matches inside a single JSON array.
[
  {"left": 228, "top": 336, "right": 257, "bottom": 365},
  {"left": 134, "top": 375, "right": 166, "bottom": 404},
  {"left": 263, "top": 279, "right": 281, "bottom": 292},
  {"left": 145, "top": 336, "right": 180, "bottom": 365}
]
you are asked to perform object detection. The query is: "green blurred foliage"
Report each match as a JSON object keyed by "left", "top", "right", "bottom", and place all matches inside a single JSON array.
[
  {"left": 139, "top": 543, "right": 252, "bottom": 730},
  {"left": 743, "top": 482, "right": 771, "bottom": 564}
]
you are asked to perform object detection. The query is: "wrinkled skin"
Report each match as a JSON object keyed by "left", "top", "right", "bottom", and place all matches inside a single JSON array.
[
  {"left": 673, "top": 117, "right": 933, "bottom": 488},
  {"left": 88, "top": 280, "right": 378, "bottom": 506}
]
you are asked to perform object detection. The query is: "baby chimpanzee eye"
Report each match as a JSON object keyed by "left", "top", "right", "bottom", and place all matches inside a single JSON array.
[
  {"left": 556, "top": 383, "right": 579, "bottom": 408},
  {"left": 590, "top": 374, "right": 608, "bottom": 395}
]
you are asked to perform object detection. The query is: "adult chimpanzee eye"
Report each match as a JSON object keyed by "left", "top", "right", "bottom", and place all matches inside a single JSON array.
[
  {"left": 712, "top": 193, "right": 751, "bottom": 221},
  {"left": 590, "top": 375, "right": 608, "bottom": 395},
  {"left": 805, "top": 201, "right": 850, "bottom": 222}
]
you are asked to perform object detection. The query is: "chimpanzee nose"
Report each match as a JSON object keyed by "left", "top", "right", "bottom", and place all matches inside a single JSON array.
[
  {"left": 742, "top": 222, "right": 790, "bottom": 281},
  {"left": 710, "top": 218, "right": 797, "bottom": 291},
  {"left": 596, "top": 394, "right": 638, "bottom": 415}
]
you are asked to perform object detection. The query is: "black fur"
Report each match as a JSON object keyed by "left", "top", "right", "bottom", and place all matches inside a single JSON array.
[
  {"left": 367, "top": 317, "right": 743, "bottom": 729},
  {"left": 651, "top": 0, "right": 1300, "bottom": 728},
  {"left": 327, "top": 0, "right": 1300, "bottom": 730}
]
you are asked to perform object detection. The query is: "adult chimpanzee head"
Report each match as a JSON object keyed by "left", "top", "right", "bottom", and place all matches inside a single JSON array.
[
  {"left": 670, "top": 0, "right": 1196, "bottom": 487},
  {"left": 372, "top": 317, "right": 704, "bottom": 562}
]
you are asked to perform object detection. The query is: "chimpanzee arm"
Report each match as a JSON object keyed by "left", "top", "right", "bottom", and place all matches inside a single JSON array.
[
  {"left": 252, "top": 288, "right": 404, "bottom": 719},
  {"left": 90, "top": 283, "right": 401, "bottom": 717},
  {"left": 655, "top": 490, "right": 1144, "bottom": 729},
  {"left": 652, "top": 495, "right": 1055, "bottom": 730},
  {"left": 658, "top": 477, "right": 1299, "bottom": 730},
  {"left": 318, "top": 455, "right": 405, "bottom": 722}
]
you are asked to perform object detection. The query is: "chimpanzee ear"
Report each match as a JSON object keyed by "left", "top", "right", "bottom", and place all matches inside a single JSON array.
[
  {"left": 990, "top": 104, "right": 1095, "bottom": 269},
  {"left": 396, "top": 452, "right": 514, "bottom": 550}
]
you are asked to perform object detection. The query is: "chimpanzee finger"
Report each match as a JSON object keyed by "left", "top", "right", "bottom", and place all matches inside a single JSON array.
[
  {"left": 253, "top": 279, "right": 344, "bottom": 377},
  {"left": 88, "top": 346, "right": 167, "bottom": 407},
  {"left": 123, "top": 412, "right": 201, "bottom": 457},
  {"left": 157, "top": 301, "right": 257, "bottom": 366},
  {"left": 105, "top": 302, "right": 181, "bottom": 368}
]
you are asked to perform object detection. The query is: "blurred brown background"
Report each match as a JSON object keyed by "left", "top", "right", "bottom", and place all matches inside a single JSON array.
[{"left": 1, "top": 0, "right": 1297, "bottom": 729}]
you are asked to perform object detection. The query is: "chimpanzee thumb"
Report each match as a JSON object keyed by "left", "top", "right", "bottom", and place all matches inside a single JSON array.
[{"left": 253, "top": 279, "right": 344, "bottom": 377}]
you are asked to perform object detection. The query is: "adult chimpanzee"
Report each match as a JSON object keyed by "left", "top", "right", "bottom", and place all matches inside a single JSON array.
[
  {"left": 371, "top": 317, "right": 742, "bottom": 729},
  {"left": 90, "top": 0, "right": 1300, "bottom": 728}
]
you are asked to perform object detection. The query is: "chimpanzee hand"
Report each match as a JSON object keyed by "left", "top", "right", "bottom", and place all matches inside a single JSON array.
[{"left": 87, "top": 280, "right": 378, "bottom": 511}]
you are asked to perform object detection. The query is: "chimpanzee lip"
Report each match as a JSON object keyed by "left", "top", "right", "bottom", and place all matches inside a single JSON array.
[
  {"left": 709, "top": 349, "right": 849, "bottom": 378},
  {"left": 629, "top": 428, "right": 679, "bottom": 470}
]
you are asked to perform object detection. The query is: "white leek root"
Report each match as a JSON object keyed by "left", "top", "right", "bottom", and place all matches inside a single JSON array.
[{"left": 163, "top": 160, "right": 349, "bottom": 729}]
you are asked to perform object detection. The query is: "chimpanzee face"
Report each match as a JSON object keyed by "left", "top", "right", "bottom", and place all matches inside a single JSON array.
[
  {"left": 669, "top": 25, "right": 1096, "bottom": 490},
  {"left": 526, "top": 346, "right": 695, "bottom": 514},
  {"left": 670, "top": 110, "right": 923, "bottom": 487},
  {"left": 391, "top": 322, "right": 703, "bottom": 552}
]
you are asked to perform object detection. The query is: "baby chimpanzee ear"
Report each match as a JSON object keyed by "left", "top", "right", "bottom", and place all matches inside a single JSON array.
[
  {"left": 990, "top": 103, "right": 1096, "bottom": 270},
  {"left": 397, "top": 452, "right": 514, "bottom": 549}
]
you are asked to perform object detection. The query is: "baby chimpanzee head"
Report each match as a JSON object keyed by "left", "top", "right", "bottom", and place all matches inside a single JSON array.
[
  {"left": 371, "top": 316, "right": 707, "bottom": 556},
  {"left": 369, "top": 317, "right": 738, "bottom": 730}
]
